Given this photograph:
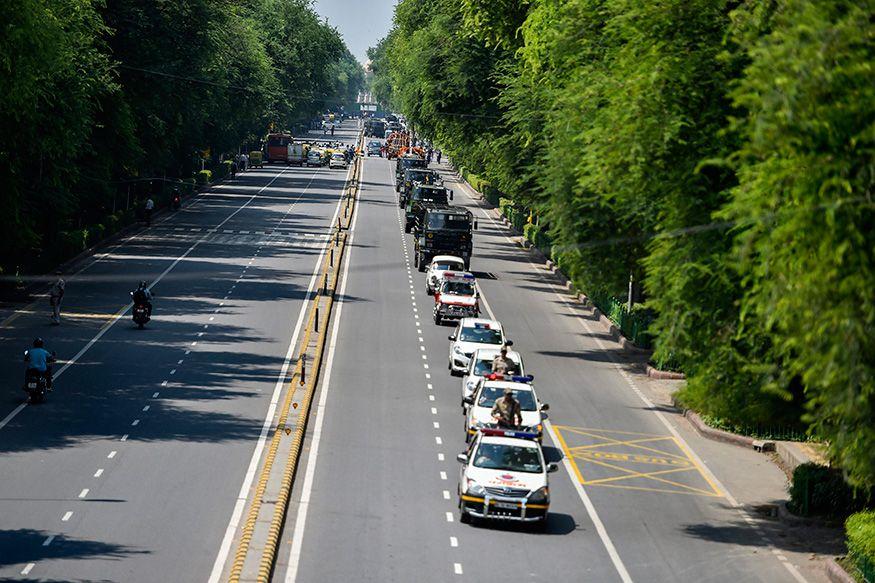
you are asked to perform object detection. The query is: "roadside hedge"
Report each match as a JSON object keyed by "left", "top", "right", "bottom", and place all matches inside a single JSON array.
[
  {"left": 789, "top": 463, "right": 871, "bottom": 518},
  {"left": 846, "top": 511, "right": 875, "bottom": 582},
  {"left": 196, "top": 170, "right": 212, "bottom": 185}
]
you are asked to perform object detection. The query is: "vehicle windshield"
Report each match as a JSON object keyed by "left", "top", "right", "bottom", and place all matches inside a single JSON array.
[
  {"left": 477, "top": 387, "right": 537, "bottom": 411},
  {"left": 412, "top": 188, "right": 447, "bottom": 203},
  {"left": 441, "top": 281, "right": 475, "bottom": 296},
  {"left": 368, "top": 141, "right": 381, "bottom": 147},
  {"left": 473, "top": 357, "right": 520, "bottom": 376},
  {"left": 473, "top": 443, "right": 542, "bottom": 473},
  {"left": 434, "top": 261, "right": 464, "bottom": 271},
  {"left": 459, "top": 325, "right": 503, "bottom": 345},
  {"left": 427, "top": 213, "right": 469, "bottom": 231},
  {"left": 332, "top": 153, "right": 344, "bottom": 159},
  {"left": 407, "top": 171, "right": 434, "bottom": 184}
]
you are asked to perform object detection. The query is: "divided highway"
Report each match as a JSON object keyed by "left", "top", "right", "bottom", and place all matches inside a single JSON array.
[
  {"left": 275, "top": 153, "right": 811, "bottom": 582},
  {"left": 0, "top": 124, "right": 359, "bottom": 582},
  {"left": 0, "top": 121, "right": 820, "bottom": 582}
]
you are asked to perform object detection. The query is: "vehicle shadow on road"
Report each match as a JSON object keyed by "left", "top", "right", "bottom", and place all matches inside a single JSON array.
[
  {"left": 0, "top": 528, "right": 147, "bottom": 567},
  {"left": 467, "top": 512, "right": 578, "bottom": 536}
]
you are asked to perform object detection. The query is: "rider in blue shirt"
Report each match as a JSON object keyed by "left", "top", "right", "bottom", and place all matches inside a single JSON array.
[{"left": 25, "top": 338, "right": 54, "bottom": 389}]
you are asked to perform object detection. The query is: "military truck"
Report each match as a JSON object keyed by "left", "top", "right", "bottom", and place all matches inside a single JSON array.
[
  {"left": 413, "top": 205, "right": 476, "bottom": 272},
  {"left": 405, "top": 184, "right": 452, "bottom": 233},
  {"left": 398, "top": 168, "right": 441, "bottom": 206},
  {"left": 394, "top": 153, "right": 427, "bottom": 189}
]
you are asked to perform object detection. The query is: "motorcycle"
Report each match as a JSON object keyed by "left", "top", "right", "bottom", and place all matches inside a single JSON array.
[
  {"left": 131, "top": 292, "right": 151, "bottom": 329},
  {"left": 23, "top": 350, "right": 55, "bottom": 403}
]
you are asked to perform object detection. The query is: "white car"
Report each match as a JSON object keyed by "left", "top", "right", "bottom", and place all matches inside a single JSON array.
[
  {"left": 329, "top": 152, "right": 348, "bottom": 169},
  {"left": 457, "top": 428, "right": 558, "bottom": 527},
  {"left": 425, "top": 255, "right": 467, "bottom": 295},
  {"left": 433, "top": 272, "right": 479, "bottom": 324},
  {"left": 461, "top": 347, "right": 525, "bottom": 403},
  {"left": 448, "top": 318, "right": 510, "bottom": 376},
  {"left": 463, "top": 379, "right": 548, "bottom": 442}
]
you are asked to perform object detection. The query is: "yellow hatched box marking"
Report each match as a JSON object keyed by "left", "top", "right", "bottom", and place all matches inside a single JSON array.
[{"left": 553, "top": 426, "right": 722, "bottom": 497}]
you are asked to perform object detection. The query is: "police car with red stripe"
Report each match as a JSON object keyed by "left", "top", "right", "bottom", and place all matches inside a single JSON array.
[
  {"left": 457, "top": 428, "right": 558, "bottom": 528},
  {"left": 433, "top": 272, "right": 479, "bottom": 324}
]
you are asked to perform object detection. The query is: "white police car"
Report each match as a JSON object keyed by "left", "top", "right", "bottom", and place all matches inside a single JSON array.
[
  {"left": 447, "top": 318, "right": 510, "bottom": 376},
  {"left": 433, "top": 272, "right": 479, "bottom": 324},
  {"left": 457, "top": 428, "right": 558, "bottom": 527},
  {"left": 463, "top": 379, "right": 548, "bottom": 442},
  {"left": 425, "top": 255, "right": 466, "bottom": 295},
  {"left": 461, "top": 347, "right": 525, "bottom": 403}
]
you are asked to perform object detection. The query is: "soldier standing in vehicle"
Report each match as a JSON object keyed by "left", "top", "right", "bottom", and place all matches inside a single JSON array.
[
  {"left": 492, "top": 388, "right": 522, "bottom": 428},
  {"left": 491, "top": 345, "right": 515, "bottom": 374}
]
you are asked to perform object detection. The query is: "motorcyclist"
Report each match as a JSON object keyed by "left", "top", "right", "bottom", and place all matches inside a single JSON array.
[
  {"left": 171, "top": 187, "right": 181, "bottom": 210},
  {"left": 24, "top": 337, "right": 54, "bottom": 390},
  {"left": 132, "top": 281, "right": 153, "bottom": 318}
]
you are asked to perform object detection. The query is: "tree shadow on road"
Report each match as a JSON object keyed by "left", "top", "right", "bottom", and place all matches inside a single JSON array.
[{"left": 0, "top": 528, "right": 147, "bottom": 567}]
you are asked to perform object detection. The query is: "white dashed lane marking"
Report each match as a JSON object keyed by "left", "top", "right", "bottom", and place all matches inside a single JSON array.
[{"left": 61, "top": 511, "right": 73, "bottom": 521}]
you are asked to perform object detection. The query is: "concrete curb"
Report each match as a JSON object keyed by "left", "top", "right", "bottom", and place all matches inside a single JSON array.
[
  {"left": 646, "top": 365, "right": 686, "bottom": 380},
  {"left": 825, "top": 557, "right": 857, "bottom": 583},
  {"left": 682, "top": 408, "right": 756, "bottom": 449}
]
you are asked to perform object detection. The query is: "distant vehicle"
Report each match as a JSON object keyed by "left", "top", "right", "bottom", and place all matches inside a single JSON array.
[
  {"left": 329, "top": 152, "right": 348, "bottom": 169},
  {"left": 287, "top": 141, "right": 306, "bottom": 166},
  {"left": 265, "top": 133, "right": 292, "bottom": 163},
  {"left": 306, "top": 149, "right": 324, "bottom": 167},
  {"left": 461, "top": 348, "right": 525, "bottom": 403},
  {"left": 366, "top": 140, "right": 383, "bottom": 157},
  {"left": 399, "top": 168, "right": 440, "bottom": 202},
  {"left": 448, "top": 318, "right": 510, "bottom": 375},
  {"left": 457, "top": 428, "right": 557, "bottom": 527},
  {"left": 463, "top": 378, "right": 547, "bottom": 442},
  {"left": 365, "top": 119, "right": 386, "bottom": 138},
  {"left": 425, "top": 255, "right": 467, "bottom": 295}
]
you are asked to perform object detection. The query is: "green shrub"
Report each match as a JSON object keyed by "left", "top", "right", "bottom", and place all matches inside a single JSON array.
[
  {"left": 57, "top": 229, "right": 88, "bottom": 261},
  {"left": 523, "top": 222, "right": 540, "bottom": 245},
  {"left": 846, "top": 511, "right": 875, "bottom": 582},
  {"left": 789, "top": 463, "right": 871, "bottom": 518},
  {"left": 498, "top": 197, "right": 515, "bottom": 218},
  {"left": 196, "top": 170, "right": 212, "bottom": 185},
  {"left": 89, "top": 223, "right": 105, "bottom": 242},
  {"left": 183, "top": 178, "right": 196, "bottom": 195},
  {"left": 483, "top": 185, "right": 500, "bottom": 206}
]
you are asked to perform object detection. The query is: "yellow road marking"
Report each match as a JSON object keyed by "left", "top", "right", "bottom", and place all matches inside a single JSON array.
[{"left": 553, "top": 425, "right": 723, "bottom": 497}]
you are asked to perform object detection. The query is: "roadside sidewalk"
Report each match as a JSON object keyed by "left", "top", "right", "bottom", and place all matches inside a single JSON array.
[{"left": 438, "top": 158, "right": 845, "bottom": 583}]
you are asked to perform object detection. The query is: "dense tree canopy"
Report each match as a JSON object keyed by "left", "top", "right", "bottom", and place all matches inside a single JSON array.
[
  {"left": 370, "top": 0, "right": 875, "bottom": 488},
  {"left": 0, "top": 0, "right": 363, "bottom": 275}
]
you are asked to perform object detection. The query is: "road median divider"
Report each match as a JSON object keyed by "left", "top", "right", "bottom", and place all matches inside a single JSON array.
[{"left": 227, "top": 132, "right": 364, "bottom": 583}]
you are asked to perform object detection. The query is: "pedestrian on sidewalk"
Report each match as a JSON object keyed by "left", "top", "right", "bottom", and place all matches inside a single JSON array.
[
  {"left": 49, "top": 276, "right": 65, "bottom": 325},
  {"left": 437, "top": 149, "right": 442, "bottom": 164}
]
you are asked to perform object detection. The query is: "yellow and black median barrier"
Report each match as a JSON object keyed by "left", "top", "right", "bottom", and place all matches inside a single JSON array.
[{"left": 228, "top": 131, "right": 364, "bottom": 583}]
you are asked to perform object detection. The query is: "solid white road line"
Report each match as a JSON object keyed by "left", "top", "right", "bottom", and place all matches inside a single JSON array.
[
  {"left": 0, "top": 166, "right": 296, "bottom": 433},
  {"left": 208, "top": 163, "right": 349, "bottom": 583},
  {"left": 284, "top": 159, "right": 362, "bottom": 583}
]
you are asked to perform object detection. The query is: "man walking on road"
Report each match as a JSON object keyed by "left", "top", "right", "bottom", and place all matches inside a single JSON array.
[
  {"left": 436, "top": 149, "right": 442, "bottom": 164},
  {"left": 49, "top": 277, "right": 65, "bottom": 325},
  {"left": 492, "top": 388, "right": 522, "bottom": 428},
  {"left": 144, "top": 197, "right": 154, "bottom": 226}
]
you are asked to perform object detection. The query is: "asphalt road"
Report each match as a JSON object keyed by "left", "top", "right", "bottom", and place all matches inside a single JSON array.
[
  {"left": 276, "top": 153, "right": 811, "bottom": 582},
  {"left": 0, "top": 123, "right": 359, "bottom": 582}
]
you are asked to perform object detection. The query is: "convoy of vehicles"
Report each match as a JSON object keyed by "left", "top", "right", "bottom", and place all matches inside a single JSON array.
[{"left": 378, "top": 128, "right": 560, "bottom": 529}]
